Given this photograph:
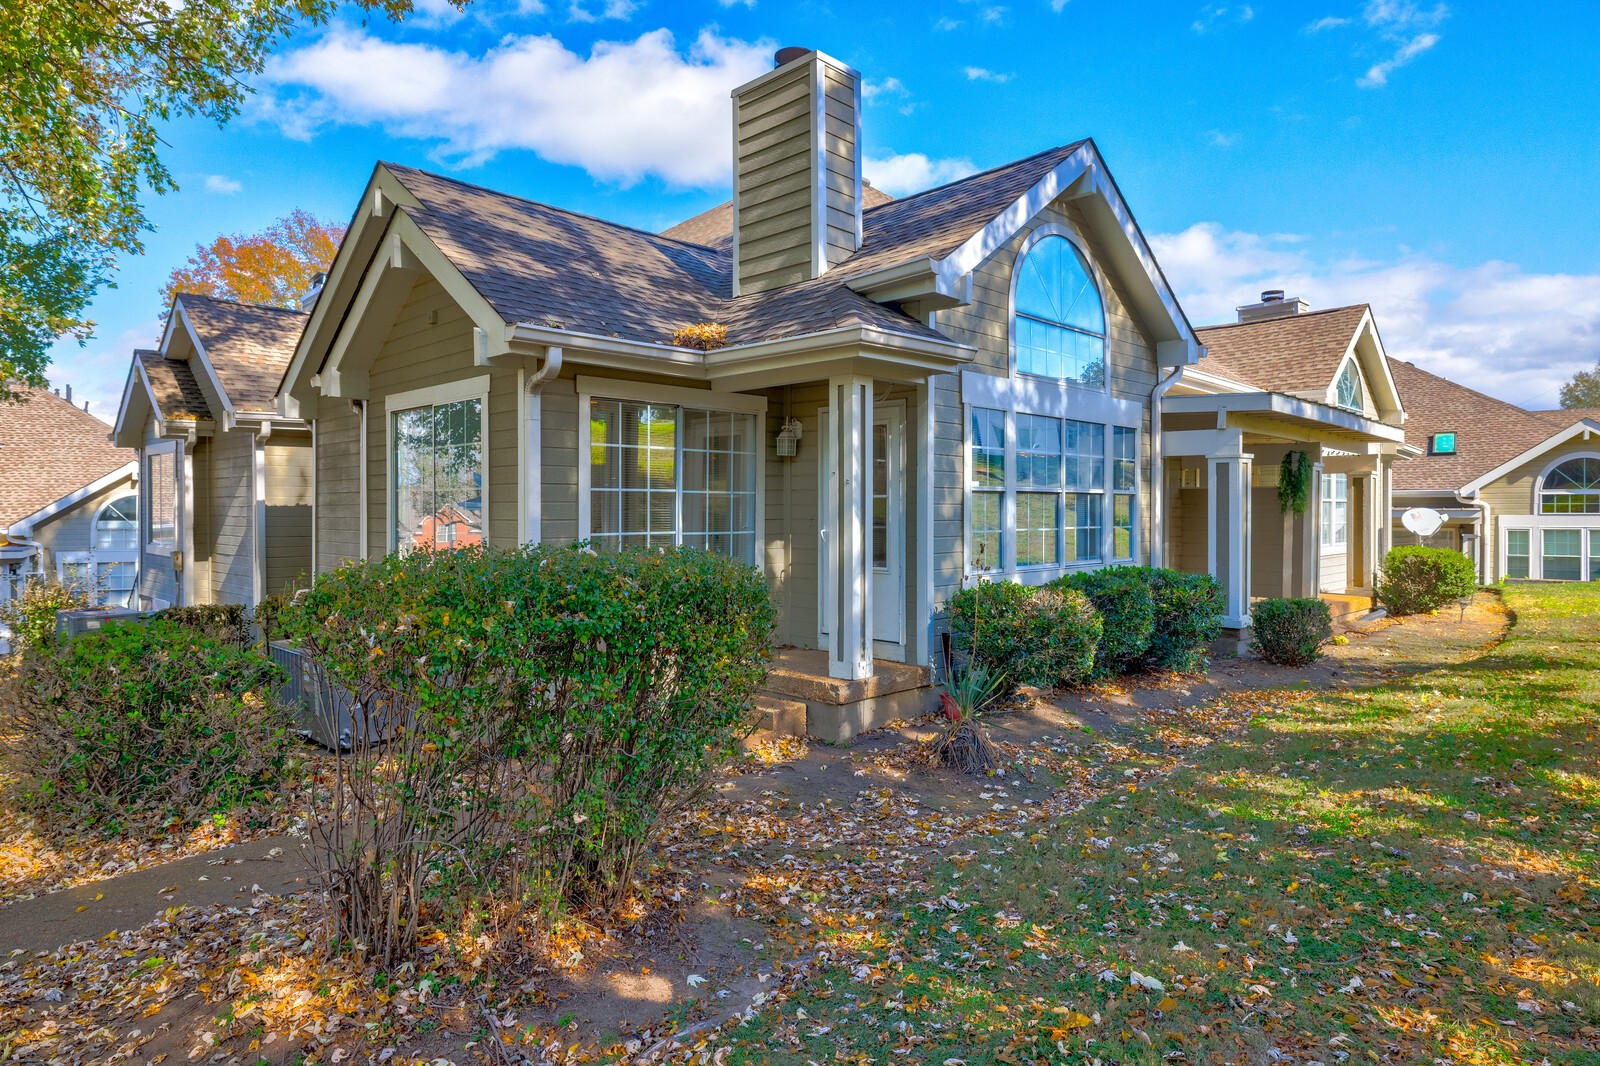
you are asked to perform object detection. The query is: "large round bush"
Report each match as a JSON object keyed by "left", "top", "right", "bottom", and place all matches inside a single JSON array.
[
  {"left": 946, "top": 580, "right": 1102, "bottom": 688},
  {"left": 1145, "top": 569, "right": 1225, "bottom": 673},
  {"left": 1250, "top": 597, "right": 1333, "bottom": 666},
  {"left": 1053, "top": 565, "right": 1157, "bottom": 677},
  {"left": 1375, "top": 546, "right": 1477, "bottom": 615}
]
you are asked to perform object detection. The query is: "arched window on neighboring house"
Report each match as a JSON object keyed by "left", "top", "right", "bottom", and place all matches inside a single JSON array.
[
  {"left": 94, "top": 495, "right": 139, "bottom": 551},
  {"left": 1540, "top": 456, "right": 1600, "bottom": 514},
  {"left": 1335, "top": 359, "right": 1364, "bottom": 412},
  {"left": 60, "top": 494, "right": 140, "bottom": 608},
  {"left": 1013, "top": 235, "right": 1107, "bottom": 389}
]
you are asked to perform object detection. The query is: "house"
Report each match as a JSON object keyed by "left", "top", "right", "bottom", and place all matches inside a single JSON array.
[
  {"left": 0, "top": 386, "right": 139, "bottom": 618},
  {"left": 1165, "top": 295, "right": 1413, "bottom": 627},
  {"left": 1388, "top": 358, "right": 1600, "bottom": 583},
  {"left": 277, "top": 47, "right": 1220, "bottom": 736},
  {"left": 111, "top": 293, "right": 314, "bottom": 609}
]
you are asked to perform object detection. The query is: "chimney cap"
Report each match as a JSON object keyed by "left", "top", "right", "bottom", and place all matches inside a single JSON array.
[
  {"left": 1261, "top": 289, "right": 1285, "bottom": 303},
  {"left": 773, "top": 46, "right": 811, "bottom": 67}
]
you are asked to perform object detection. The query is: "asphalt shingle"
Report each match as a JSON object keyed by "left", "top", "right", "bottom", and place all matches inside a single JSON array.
[
  {"left": 0, "top": 388, "right": 135, "bottom": 528},
  {"left": 1194, "top": 306, "right": 1370, "bottom": 393}
]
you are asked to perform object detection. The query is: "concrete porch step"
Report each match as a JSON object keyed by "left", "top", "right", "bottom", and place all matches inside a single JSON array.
[
  {"left": 747, "top": 692, "right": 808, "bottom": 740},
  {"left": 760, "top": 648, "right": 937, "bottom": 745},
  {"left": 1322, "top": 590, "right": 1377, "bottom": 622}
]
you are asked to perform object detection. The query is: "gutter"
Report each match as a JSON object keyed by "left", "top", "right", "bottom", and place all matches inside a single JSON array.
[
  {"left": 1456, "top": 488, "right": 1493, "bottom": 583},
  {"left": 1147, "top": 366, "right": 1184, "bottom": 568}
]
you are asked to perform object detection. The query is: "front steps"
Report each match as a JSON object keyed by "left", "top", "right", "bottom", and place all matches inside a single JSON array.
[{"left": 749, "top": 648, "right": 937, "bottom": 745}]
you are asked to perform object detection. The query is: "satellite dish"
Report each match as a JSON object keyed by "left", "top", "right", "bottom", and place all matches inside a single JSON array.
[{"left": 1401, "top": 507, "right": 1446, "bottom": 538}]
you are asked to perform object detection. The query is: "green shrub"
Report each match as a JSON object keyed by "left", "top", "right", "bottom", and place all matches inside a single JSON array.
[
  {"left": 279, "top": 543, "right": 775, "bottom": 964},
  {"left": 0, "top": 576, "right": 91, "bottom": 654},
  {"left": 1146, "top": 569, "right": 1226, "bottom": 673},
  {"left": 1053, "top": 565, "right": 1156, "bottom": 677},
  {"left": 947, "top": 581, "right": 1102, "bottom": 689},
  {"left": 156, "top": 602, "right": 250, "bottom": 647},
  {"left": 1375, "top": 545, "right": 1477, "bottom": 616},
  {"left": 0, "top": 620, "right": 292, "bottom": 829},
  {"left": 1250, "top": 598, "right": 1333, "bottom": 666}
]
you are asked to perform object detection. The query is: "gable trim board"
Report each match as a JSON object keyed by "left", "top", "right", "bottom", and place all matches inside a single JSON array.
[
  {"left": 7, "top": 462, "right": 138, "bottom": 539},
  {"left": 1459, "top": 419, "right": 1600, "bottom": 497},
  {"left": 164, "top": 301, "right": 237, "bottom": 430}
]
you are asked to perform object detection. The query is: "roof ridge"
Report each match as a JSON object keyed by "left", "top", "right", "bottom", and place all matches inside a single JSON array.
[
  {"left": 382, "top": 162, "right": 728, "bottom": 254},
  {"left": 865, "top": 140, "right": 1090, "bottom": 210},
  {"left": 1386, "top": 355, "right": 1550, "bottom": 422},
  {"left": 177, "top": 291, "right": 309, "bottom": 317},
  {"left": 1196, "top": 304, "right": 1369, "bottom": 331}
]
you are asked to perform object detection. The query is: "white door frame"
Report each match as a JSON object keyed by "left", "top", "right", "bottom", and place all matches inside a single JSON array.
[{"left": 820, "top": 400, "right": 907, "bottom": 657}]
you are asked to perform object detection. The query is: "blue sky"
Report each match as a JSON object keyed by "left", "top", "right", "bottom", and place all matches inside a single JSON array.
[{"left": 52, "top": 0, "right": 1600, "bottom": 421}]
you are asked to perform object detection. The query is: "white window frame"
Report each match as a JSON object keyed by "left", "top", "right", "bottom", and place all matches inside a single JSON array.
[
  {"left": 575, "top": 377, "right": 766, "bottom": 561},
  {"left": 143, "top": 440, "right": 179, "bottom": 555},
  {"left": 1333, "top": 357, "right": 1365, "bottom": 413},
  {"left": 1112, "top": 424, "right": 1140, "bottom": 562},
  {"left": 1536, "top": 452, "right": 1600, "bottom": 515},
  {"left": 1320, "top": 472, "right": 1349, "bottom": 549},
  {"left": 1500, "top": 514, "right": 1600, "bottom": 581},
  {"left": 384, "top": 375, "right": 491, "bottom": 555},
  {"left": 1007, "top": 224, "right": 1112, "bottom": 395}
]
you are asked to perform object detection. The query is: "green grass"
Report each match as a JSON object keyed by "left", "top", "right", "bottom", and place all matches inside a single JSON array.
[{"left": 725, "top": 585, "right": 1600, "bottom": 1065}]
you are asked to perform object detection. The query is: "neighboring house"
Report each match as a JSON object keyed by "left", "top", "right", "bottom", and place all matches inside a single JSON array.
[
  {"left": 111, "top": 293, "right": 314, "bottom": 609},
  {"left": 1389, "top": 358, "right": 1600, "bottom": 583},
  {"left": 1168, "top": 295, "right": 1413, "bottom": 625},
  {"left": 0, "top": 386, "right": 139, "bottom": 619},
  {"left": 277, "top": 46, "right": 1206, "bottom": 731}
]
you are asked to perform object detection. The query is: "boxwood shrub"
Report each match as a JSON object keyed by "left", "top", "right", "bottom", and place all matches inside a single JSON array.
[
  {"left": 1250, "top": 597, "right": 1333, "bottom": 666},
  {"left": 1146, "top": 569, "right": 1226, "bottom": 673},
  {"left": 947, "top": 581, "right": 1101, "bottom": 689},
  {"left": 1052, "top": 565, "right": 1157, "bottom": 677},
  {"left": 0, "top": 619, "right": 292, "bottom": 830},
  {"left": 1375, "top": 545, "right": 1477, "bottom": 616}
]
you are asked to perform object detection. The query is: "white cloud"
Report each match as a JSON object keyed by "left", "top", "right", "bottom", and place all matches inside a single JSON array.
[
  {"left": 1358, "top": 31, "right": 1439, "bottom": 87},
  {"left": 963, "top": 66, "right": 1012, "bottom": 83},
  {"left": 1191, "top": 4, "right": 1253, "bottom": 33},
  {"left": 933, "top": 16, "right": 961, "bottom": 30},
  {"left": 862, "top": 76, "right": 906, "bottom": 101},
  {"left": 1305, "top": 14, "right": 1349, "bottom": 31},
  {"left": 1152, "top": 222, "right": 1600, "bottom": 409},
  {"left": 48, "top": 321, "right": 163, "bottom": 427},
  {"left": 260, "top": 27, "right": 773, "bottom": 187},
  {"left": 202, "top": 174, "right": 242, "bottom": 194},
  {"left": 864, "top": 152, "right": 976, "bottom": 197},
  {"left": 567, "top": 0, "right": 637, "bottom": 22},
  {"left": 1206, "top": 130, "right": 1239, "bottom": 148},
  {"left": 979, "top": 5, "right": 1007, "bottom": 24},
  {"left": 1050, "top": 0, "right": 1070, "bottom": 11},
  {"left": 718, "top": 0, "right": 755, "bottom": 6}
]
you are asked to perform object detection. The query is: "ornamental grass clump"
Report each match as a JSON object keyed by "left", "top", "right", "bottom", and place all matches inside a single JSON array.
[
  {"left": 281, "top": 543, "right": 774, "bottom": 966},
  {"left": 0, "top": 619, "right": 292, "bottom": 832}
]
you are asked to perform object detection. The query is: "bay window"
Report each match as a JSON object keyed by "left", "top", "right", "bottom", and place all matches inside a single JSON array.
[{"left": 587, "top": 398, "right": 757, "bottom": 563}]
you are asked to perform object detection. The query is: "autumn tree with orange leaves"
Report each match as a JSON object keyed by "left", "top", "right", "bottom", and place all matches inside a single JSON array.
[{"left": 162, "top": 211, "right": 344, "bottom": 311}]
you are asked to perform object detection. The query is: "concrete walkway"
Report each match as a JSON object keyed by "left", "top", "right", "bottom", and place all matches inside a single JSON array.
[{"left": 0, "top": 835, "right": 313, "bottom": 958}]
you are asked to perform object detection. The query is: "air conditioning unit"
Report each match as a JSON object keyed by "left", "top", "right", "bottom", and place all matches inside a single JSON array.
[
  {"left": 269, "top": 641, "right": 394, "bottom": 751},
  {"left": 56, "top": 607, "right": 150, "bottom": 641}
]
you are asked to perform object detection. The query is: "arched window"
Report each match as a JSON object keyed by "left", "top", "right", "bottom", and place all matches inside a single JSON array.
[
  {"left": 94, "top": 495, "right": 138, "bottom": 551},
  {"left": 1014, "top": 235, "right": 1107, "bottom": 388},
  {"left": 1540, "top": 456, "right": 1600, "bottom": 514},
  {"left": 1335, "top": 360, "right": 1364, "bottom": 412}
]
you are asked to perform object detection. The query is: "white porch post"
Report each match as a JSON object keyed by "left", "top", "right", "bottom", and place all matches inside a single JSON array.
[
  {"left": 1206, "top": 436, "right": 1253, "bottom": 629},
  {"left": 829, "top": 375, "right": 874, "bottom": 680},
  {"left": 1357, "top": 469, "right": 1381, "bottom": 588},
  {"left": 1377, "top": 458, "right": 1394, "bottom": 559}
]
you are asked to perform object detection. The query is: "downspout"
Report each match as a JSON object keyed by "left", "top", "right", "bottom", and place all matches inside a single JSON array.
[
  {"left": 523, "top": 346, "right": 563, "bottom": 546},
  {"left": 1458, "top": 488, "right": 1492, "bottom": 584},
  {"left": 1147, "top": 367, "right": 1184, "bottom": 568}
]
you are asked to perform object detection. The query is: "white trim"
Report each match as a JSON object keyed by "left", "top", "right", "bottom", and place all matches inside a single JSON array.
[
  {"left": 1162, "top": 390, "right": 1407, "bottom": 443},
  {"left": 572, "top": 375, "right": 768, "bottom": 414},
  {"left": 914, "top": 381, "right": 935, "bottom": 667},
  {"left": 171, "top": 299, "right": 235, "bottom": 429},
  {"left": 1006, "top": 223, "right": 1111, "bottom": 393},
  {"left": 1532, "top": 450, "right": 1600, "bottom": 513},
  {"left": 383, "top": 376, "right": 491, "bottom": 555},
  {"left": 179, "top": 439, "right": 195, "bottom": 606},
  {"left": 142, "top": 441, "right": 180, "bottom": 556},
  {"left": 357, "top": 401, "right": 369, "bottom": 560},
  {"left": 1460, "top": 419, "right": 1600, "bottom": 496},
  {"left": 961, "top": 368, "right": 1143, "bottom": 428},
  {"left": 252, "top": 433, "right": 267, "bottom": 604},
  {"left": 8, "top": 462, "right": 138, "bottom": 538},
  {"left": 310, "top": 420, "right": 318, "bottom": 571},
  {"left": 1501, "top": 517, "right": 1600, "bottom": 582},
  {"left": 809, "top": 57, "right": 827, "bottom": 280}
]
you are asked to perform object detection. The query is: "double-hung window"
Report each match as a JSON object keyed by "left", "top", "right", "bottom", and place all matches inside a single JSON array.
[
  {"left": 968, "top": 408, "right": 1006, "bottom": 571},
  {"left": 144, "top": 445, "right": 177, "bottom": 550},
  {"left": 392, "top": 394, "right": 485, "bottom": 553},
  {"left": 588, "top": 398, "right": 757, "bottom": 563},
  {"left": 1320, "top": 473, "right": 1348, "bottom": 548},
  {"left": 1112, "top": 426, "right": 1137, "bottom": 559},
  {"left": 1063, "top": 419, "right": 1105, "bottom": 563}
]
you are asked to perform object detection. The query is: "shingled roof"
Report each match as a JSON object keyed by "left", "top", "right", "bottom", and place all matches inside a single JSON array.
[
  {"left": 0, "top": 387, "right": 135, "bottom": 528},
  {"left": 383, "top": 143, "right": 1092, "bottom": 350},
  {"left": 1387, "top": 357, "right": 1561, "bottom": 492},
  {"left": 1195, "top": 306, "right": 1370, "bottom": 392},
  {"left": 138, "top": 349, "right": 211, "bottom": 422},
  {"left": 176, "top": 294, "right": 308, "bottom": 414},
  {"left": 661, "top": 183, "right": 897, "bottom": 252}
]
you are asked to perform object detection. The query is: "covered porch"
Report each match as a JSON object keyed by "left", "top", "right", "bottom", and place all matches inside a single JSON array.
[{"left": 1157, "top": 390, "right": 1408, "bottom": 637}]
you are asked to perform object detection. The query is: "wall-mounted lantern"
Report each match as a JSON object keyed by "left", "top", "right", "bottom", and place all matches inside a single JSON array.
[{"left": 775, "top": 417, "right": 803, "bottom": 458}]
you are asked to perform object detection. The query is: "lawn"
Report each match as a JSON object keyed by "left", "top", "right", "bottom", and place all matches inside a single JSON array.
[{"left": 714, "top": 584, "right": 1600, "bottom": 1065}]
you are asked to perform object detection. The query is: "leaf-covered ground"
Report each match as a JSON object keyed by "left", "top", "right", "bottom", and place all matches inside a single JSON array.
[{"left": 702, "top": 584, "right": 1600, "bottom": 1065}]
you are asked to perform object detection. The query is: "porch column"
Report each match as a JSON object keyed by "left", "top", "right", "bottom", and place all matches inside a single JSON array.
[
  {"left": 1377, "top": 458, "right": 1394, "bottom": 559},
  {"left": 1206, "top": 436, "right": 1253, "bottom": 630},
  {"left": 828, "top": 375, "right": 874, "bottom": 680},
  {"left": 1356, "top": 470, "right": 1381, "bottom": 587}
]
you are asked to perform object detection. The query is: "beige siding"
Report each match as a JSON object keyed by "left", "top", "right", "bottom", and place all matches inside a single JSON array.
[
  {"left": 1480, "top": 435, "right": 1600, "bottom": 581},
  {"left": 207, "top": 429, "right": 256, "bottom": 606},
  {"left": 30, "top": 476, "right": 138, "bottom": 565},
  {"left": 540, "top": 378, "right": 579, "bottom": 545},
  {"left": 364, "top": 275, "right": 520, "bottom": 559},
  {"left": 314, "top": 401, "right": 362, "bottom": 572},
  {"left": 928, "top": 195, "right": 1161, "bottom": 604},
  {"left": 264, "top": 435, "right": 313, "bottom": 596},
  {"left": 735, "top": 64, "right": 814, "bottom": 294},
  {"left": 819, "top": 64, "right": 858, "bottom": 269}
]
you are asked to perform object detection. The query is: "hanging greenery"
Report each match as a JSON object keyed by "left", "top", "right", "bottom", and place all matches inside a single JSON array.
[{"left": 1279, "top": 450, "right": 1313, "bottom": 514}]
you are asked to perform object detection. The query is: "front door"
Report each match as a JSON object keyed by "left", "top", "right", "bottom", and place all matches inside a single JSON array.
[{"left": 820, "top": 402, "right": 906, "bottom": 653}]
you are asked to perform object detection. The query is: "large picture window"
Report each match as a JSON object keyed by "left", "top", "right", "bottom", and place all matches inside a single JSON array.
[
  {"left": 967, "top": 406, "right": 1131, "bottom": 573},
  {"left": 588, "top": 399, "right": 756, "bottom": 562},
  {"left": 392, "top": 397, "right": 484, "bottom": 552},
  {"left": 144, "top": 447, "right": 176, "bottom": 548},
  {"left": 1013, "top": 234, "right": 1107, "bottom": 389}
]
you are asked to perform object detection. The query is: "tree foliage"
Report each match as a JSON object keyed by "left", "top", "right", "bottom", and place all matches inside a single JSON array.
[
  {"left": 1559, "top": 362, "right": 1600, "bottom": 409},
  {"left": 0, "top": 0, "right": 449, "bottom": 401},
  {"left": 162, "top": 210, "right": 344, "bottom": 310}
]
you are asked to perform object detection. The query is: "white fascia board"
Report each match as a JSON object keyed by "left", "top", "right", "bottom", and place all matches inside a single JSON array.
[
  {"left": 1458, "top": 419, "right": 1600, "bottom": 495},
  {"left": 1353, "top": 307, "right": 1406, "bottom": 423},
  {"left": 842, "top": 257, "right": 971, "bottom": 308},
  {"left": 111, "top": 361, "right": 156, "bottom": 448},
  {"left": 170, "top": 299, "right": 236, "bottom": 429},
  {"left": 1163, "top": 390, "right": 1407, "bottom": 443},
  {"left": 932, "top": 141, "right": 1202, "bottom": 364},
  {"left": 1170, "top": 364, "right": 1259, "bottom": 396},
  {"left": 9, "top": 462, "right": 138, "bottom": 538}
]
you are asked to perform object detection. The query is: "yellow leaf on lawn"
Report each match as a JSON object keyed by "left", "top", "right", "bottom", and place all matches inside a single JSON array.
[
  {"left": 1051, "top": 1011, "right": 1093, "bottom": 1030},
  {"left": 1157, "top": 996, "right": 1178, "bottom": 1012}
]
